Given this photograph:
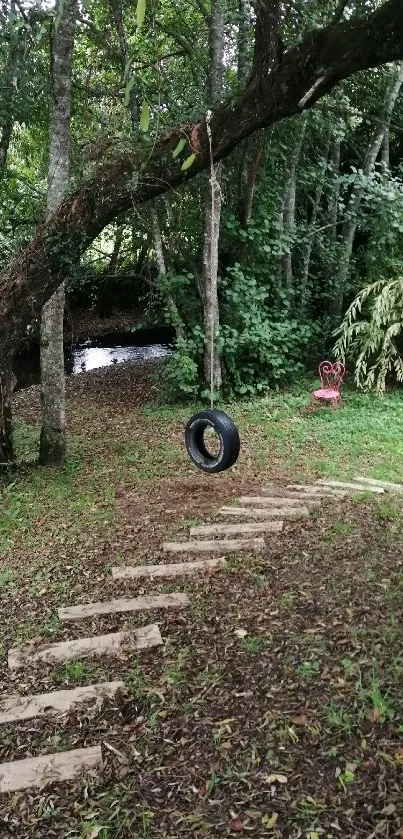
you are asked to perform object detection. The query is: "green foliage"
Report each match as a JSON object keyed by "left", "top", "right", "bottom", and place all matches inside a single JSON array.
[
  {"left": 219, "top": 263, "right": 318, "bottom": 394},
  {"left": 139, "top": 100, "right": 150, "bottom": 132},
  {"left": 181, "top": 153, "right": 196, "bottom": 171},
  {"left": 334, "top": 277, "right": 403, "bottom": 392},
  {"left": 164, "top": 335, "right": 200, "bottom": 399}
]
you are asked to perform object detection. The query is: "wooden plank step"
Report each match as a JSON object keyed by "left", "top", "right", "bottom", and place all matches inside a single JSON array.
[
  {"left": 355, "top": 476, "right": 403, "bottom": 493},
  {"left": 285, "top": 484, "right": 346, "bottom": 497},
  {"left": 58, "top": 593, "right": 189, "bottom": 622},
  {"left": 316, "top": 479, "right": 384, "bottom": 493},
  {"left": 219, "top": 506, "right": 309, "bottom": 519},
  {"left": 0, "top": 682, "right": 124, "bottom": 725},
  {"left": 0, "top": 745, "right": 102, "bottom": 793},
  {"left": 239, "top": 495, "right": 318, "bottom": 507},
  {"left": 190, "top": 521, "right": 283, "bottom": 537},
  {"left": 112, "top": 558, "right": 226, "bottom": 581},
  {"left": 254, "top": 494, "right": 320, "bottom": 506},
  {"left": 8, "top": 625, "right": 162, "bottom": 670},
  {"left": 162, "top": 538, "right": 265, "bottom": 553}
]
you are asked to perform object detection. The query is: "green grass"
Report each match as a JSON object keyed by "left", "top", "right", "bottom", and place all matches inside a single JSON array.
[{"left": 2, "top": 383, "right": 403, "bottom": 561}]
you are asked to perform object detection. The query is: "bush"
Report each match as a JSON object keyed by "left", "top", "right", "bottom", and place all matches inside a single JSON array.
[{"left": 334, "top": 276, "right": 403, "bottom": 393}]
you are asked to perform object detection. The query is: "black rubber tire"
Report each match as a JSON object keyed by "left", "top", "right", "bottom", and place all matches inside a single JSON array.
[{"left": 185, "top": 409, "right": 240, "bottom": 473}]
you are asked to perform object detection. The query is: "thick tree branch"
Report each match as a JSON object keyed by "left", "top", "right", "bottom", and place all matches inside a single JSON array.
[{"left": 2, "top": 0, "right": 403, "bottom": 345}]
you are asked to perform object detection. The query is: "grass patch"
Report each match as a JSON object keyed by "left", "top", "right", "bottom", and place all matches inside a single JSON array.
[{"left": 1, "top": 371, "right": 403, "bottom": 837}]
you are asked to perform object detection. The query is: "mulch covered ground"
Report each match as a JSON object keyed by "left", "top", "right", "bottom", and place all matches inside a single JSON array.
[{"left": 1, "top": 362, "right": 403, "bottom": 838}]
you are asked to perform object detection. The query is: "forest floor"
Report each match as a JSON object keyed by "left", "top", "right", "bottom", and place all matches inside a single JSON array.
[
  {"left": 65, "top": 307, "right": 142, "bottom": 342},
  {"left": 1, "top": 361, "right": 403, "bottom": 838}
]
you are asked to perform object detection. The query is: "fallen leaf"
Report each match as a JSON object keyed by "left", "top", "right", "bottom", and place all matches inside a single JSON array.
[
  {"left": 262, "top": 813, "right": 278, "bottom": 827},
  {"left": 234, "top": 628, "right": 248, "bottom": 638},
  {"left": 266, "top": 774, "right": 287, "bottom": 784},
  {"left": 228, "top": 819, "right": 243, "bottom": 832},
  {"left": 382, "top": 803, "right": 396, "bottom": 816},
  {"left": 291, "top": 714, "right": 309, "bottom": 726}
]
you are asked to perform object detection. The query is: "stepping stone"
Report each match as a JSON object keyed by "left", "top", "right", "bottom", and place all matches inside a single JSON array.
[
  {"left": 0, "top": 682, "right": 124, "bottom": 724},
  {"left": 58, "top": 593, "right": 189, "bottom": 622},
  {"left": 219, "top": 506, "right": 309, "bottom": 519},
  {"left": 239, "top": 495, "right": 317, "bottom": 507},
  {"left": 190, "top": 521, "right": 283, "bottom": 537},
  {"left": 162, "top": 538, "right": 265, "bottom": 553},
  {"left": 8, "top": 624, "right": 162, "bottom": 670},
  {"left": 112, "top": 558, "right": 226, "bottom": 581},
  {"left": 355, "top": 476, "right": 403, "bottom": 494},
  {"left": 316, "top": 479, "right": 384, "bottom": 493},
  {"left": 0, "top": 745, "right": 102, "bottom": 793}
]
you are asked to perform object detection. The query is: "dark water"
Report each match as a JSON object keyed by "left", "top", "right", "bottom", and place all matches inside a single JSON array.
[{"left": 14, "top": 327, "right": 174, "bottom": 391}]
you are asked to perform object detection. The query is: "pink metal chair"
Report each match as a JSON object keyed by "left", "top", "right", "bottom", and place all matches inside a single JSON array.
[{"left": 309, "top": 360, "right": 345, "bottom": 412}]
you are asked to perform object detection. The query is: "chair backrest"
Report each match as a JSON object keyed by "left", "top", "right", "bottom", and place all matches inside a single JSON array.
[{"left": 318, "top": 360, "right": 345, "bottom": 392}]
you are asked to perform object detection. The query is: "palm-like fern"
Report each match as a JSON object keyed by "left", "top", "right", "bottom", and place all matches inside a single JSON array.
[{"left": 334, "top": 277, "right": 403, "bottom": 393}]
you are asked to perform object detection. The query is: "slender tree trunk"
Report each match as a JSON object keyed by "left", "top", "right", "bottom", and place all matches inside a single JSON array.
[
  {"left": 331, "top": 62, "right": 403, "bottom": 318},
  {"left": 200, "top": 0, "right": 225, "bottom": 392},
  {"left": 237, "top": 0, "right": 251, "bottom": 86},
  {"left": 149, "top": 204, "right": 184, "bottom": 338},
  {"left": 0, "top": 0, "right": 24, "bottom": 180},
  {"left": 0, "top": 352, "right": 13, "bottom": 465},
  {"left": 108, "top": 0, "right": 139, "bottom": 129},
  {"left": 39, "top": 0, "right": 77, "bottom": 466},
  {"left": 0, "top": 1, "right": 22, "bottom": 462},
  {"left": 381, "top": 126, "right": 390, "bottom": 169},
  {"left": 202, "top": 162, "right": 222, "bottom": 389},
  {"left": 282, "top": 113, "right": 308, "bottom": 290},
  {"left": 328, "top": 133, "right": 341, "bottom": 244},
  {"left": 236, "top": 0, "right": 261, "bottom": 227},
  {"left": 300, "top": 129, "right": 331, "bottom": 309}
]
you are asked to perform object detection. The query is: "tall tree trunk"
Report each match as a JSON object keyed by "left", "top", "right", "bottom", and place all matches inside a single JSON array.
[
  {"left": 300, "top": 129, "right": 331, "bottom": 309},
  {"left": 0, "top": 352, "right": 13, "bottom": 465},
  {"left": 0, "top": 0, "right": 21, "bottom": 179},
  {"left": 0, "top": 0, "right": 22, "bottom": 462},
  {"left": 108, "top": 0, "right": 139, "bottom": 129},
  {"left": 202, "top": 160, "right": 222, "bottom": 389},
  {"left": 149, "top": 204, "right": 184, "bottom": 338},
  {"left": 331, "top": 62, "right": 403, "bottom": 319},
  {"left": 201, "top": 0, "right": 225, "bottom": 392},
  {"left": 282, "top": 113, "right": 307, "bottom": 290},
  {"left": 39, "top": 0, "right": 77, "bottom": 466},
  {"left": 381, "top": 126, "right": 390, "bottom": 169},
  {"left": 237, "top": 0, "right": 251, "bottom": 87},
  {"left": 236, "top": 0, "right": 261, "bottom": 227},
  {"left": 328, "top": 133, "right": 341, "bottom": 244}
]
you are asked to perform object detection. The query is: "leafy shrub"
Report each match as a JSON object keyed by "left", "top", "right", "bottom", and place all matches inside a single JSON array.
[
  {"left": 334, "top": 276, "right": 403, "bottom": 392},
  {"left": 163, "top": 334, "right": 201, "bottom": 400}
]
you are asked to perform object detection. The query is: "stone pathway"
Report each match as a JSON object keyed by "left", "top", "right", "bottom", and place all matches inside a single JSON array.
[{"left": 1, "top": 475, "right": 401, "bottom": 792}]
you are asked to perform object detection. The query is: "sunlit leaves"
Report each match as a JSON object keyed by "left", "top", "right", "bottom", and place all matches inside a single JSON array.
[
  {"left": 136, "top": 0, "right": 146, "bottom": 29},
  {"left": 181, "top": 153, "right": 196, "bottom": 171},
  {"left": 124, "top": 76, "right": 136, "bottom": 107},
  {"left": 172, "top": 137, "right": 187, "bottom": 158},
  {"left": 139, "top": 100, "right": 150, "bottom": 132}
]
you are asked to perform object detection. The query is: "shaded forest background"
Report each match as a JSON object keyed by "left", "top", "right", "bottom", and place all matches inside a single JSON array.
[{"left": 1, "top": 0, "right": 403, "bottom": 460}]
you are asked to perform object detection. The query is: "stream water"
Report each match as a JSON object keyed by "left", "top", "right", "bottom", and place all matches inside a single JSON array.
[{"left": 13, "top": 327, "right": 174, "bottom": 391}]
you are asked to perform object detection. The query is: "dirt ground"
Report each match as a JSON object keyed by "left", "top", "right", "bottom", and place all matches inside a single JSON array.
[{"left": 1, "top": 362, "right": 403, "bottom": 838}]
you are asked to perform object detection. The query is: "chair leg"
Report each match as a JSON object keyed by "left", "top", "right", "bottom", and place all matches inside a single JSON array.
[
  {"left": 309, "top": 394, "right": 316, "bottom": 413},
  {"left": 332, "top": 398, "right": 338, "bottom": 411}
]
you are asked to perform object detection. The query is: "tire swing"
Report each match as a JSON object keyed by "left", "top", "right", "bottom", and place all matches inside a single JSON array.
[
  {"left": 185, "top": 110, "right": 240, "bottom": 474},
  {"left": 185, "top": 407, "right": 240, "bottom": 474}
]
